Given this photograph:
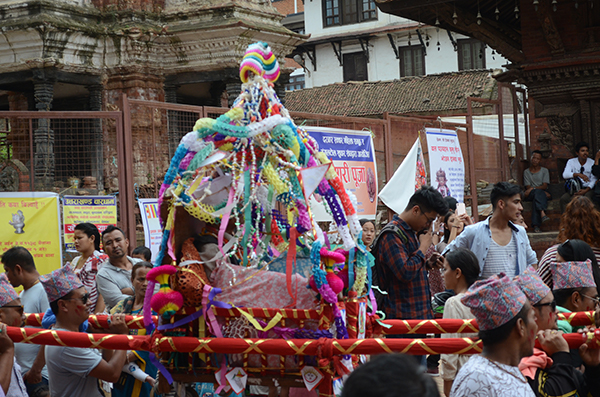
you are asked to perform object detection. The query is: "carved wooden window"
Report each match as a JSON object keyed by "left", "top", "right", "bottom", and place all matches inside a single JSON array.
[
  {"left": 343, "top": 52, "right": 368, "bottom": 82},
  {"left": 323, "top": 0, "right": 377, "bottom": 27},
  {"left": 458, "top": 39, "right": 486, "bottom": 70},
  {"left": 400, "top": 46, "right": 425, "bottom": 77}
]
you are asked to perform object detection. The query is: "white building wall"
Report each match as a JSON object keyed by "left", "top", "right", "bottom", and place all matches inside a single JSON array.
[
  {"left": 302, "top": 2, "right": 508, "bottom": 88},
  {"left": 304, "top": 0, "right": 412, "bottom": 39}
]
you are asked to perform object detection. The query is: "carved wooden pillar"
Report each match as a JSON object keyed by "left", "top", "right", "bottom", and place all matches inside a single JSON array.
[
  {"left": 88, "top": 84, "right": 104, "bottom": 191},
  {"left": 580, "top": 99, "right": 593, "bottom": 146},
  {"left": 274, "top": 73, "right": 290, "bottom": 105},
  {"left": 209, "top": 81, "right": 226, "bottom": 107},
  {"left": 225, "top": 79, "right": 241, "bottom": 108},
  {"left": 164, "top": 83, "right": 178, "bottom": 104},
  {"left": 33, "top": 76, "right": 55, "bottom": 190}
]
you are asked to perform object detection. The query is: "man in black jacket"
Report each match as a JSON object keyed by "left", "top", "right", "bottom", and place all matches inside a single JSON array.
[{"left": 515, "top": 266, "right": 600, "bottom": 397}]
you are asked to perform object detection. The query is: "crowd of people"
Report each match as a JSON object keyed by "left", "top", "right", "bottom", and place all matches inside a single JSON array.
[
  {"left": 1, "top": 143, "right": 600, "bottom": 397},
  {"left": 0, "top": 225, "right": 157, "bottom": 397},
  {"left": 356, "top": 176, "right": 600, "bottom": 396}
]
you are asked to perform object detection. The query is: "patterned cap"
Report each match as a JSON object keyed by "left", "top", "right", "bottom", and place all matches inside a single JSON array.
[
  {"left": 514, "top": 266, "right": 551, "bottom": 305},
  {"left": 40, "top": 266, "right": 84, "bottom": 303},
  {"left": 0, "top": 273, "right": 19, "bottom": 307},
  {"left": 551, "top": 260, "right": 597, "bottom": 290},
  {"left": 461, "top": 273, "right": 527, "bottom": 331}
]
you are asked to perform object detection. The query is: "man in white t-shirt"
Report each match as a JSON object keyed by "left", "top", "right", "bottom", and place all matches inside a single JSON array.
[
  {"left": 560, "top": 141, "right": 597, "bottom": 211},
  {"left": 450, "top": 274, "right": 537, "bottom": 397},
  {"left": 40, "top": 266, "right": 129, "bottom": 397},
  {"left": 1, "top": 247, "right": 49, "bottom": 397}
]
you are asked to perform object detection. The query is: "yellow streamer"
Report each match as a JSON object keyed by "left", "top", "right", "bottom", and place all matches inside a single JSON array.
[{"left": 236, "top": 308, "right": 283, "bottom": 332}]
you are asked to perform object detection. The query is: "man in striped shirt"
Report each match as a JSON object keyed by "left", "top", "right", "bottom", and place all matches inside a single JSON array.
[{"left": 444, "top": 182, "right": 538, "bottom": 278}]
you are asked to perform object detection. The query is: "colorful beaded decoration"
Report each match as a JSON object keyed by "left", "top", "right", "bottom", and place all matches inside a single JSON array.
[{"left": 149, "top": 42, "right": 373, "bottom": 343}]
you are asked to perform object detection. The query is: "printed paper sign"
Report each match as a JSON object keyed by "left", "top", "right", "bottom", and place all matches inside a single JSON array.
[
  {"left": 302, "top": 127, "right": 378, "bottom": 221},
  {"left": 0, "top": 192, "right": 61, "bottom": 275},
  {"left": 426, "top": 128, "right": 465, "bottom": 203},
  {"left": 301, "top": 366, "right": 324, "bottom": 391},
  {"left": 138, "top": 199, "right": 162, "bottom": 263},
  {"left": 62, "top": 196, "right": 117, "bottom": 251},
  {"left": 215, "top": 368, "right": 231, "bottom": 393},
  {"left": 225, "top": 367, "right": 248, "bottom": 394}
]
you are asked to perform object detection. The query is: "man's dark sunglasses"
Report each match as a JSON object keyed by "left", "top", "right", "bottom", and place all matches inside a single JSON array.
[
  {"left": 533, "top": 300, "right": 556, "bottom": 311},
  {"left": 63, "top": 293, "right": 90, "bottom": 305},
  {"left": 1, "top": 304, "right": 24, "bottom": 313}
]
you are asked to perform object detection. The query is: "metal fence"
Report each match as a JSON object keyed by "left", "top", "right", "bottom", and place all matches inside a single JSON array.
[
  {"left": 466, "top": 82, "right": 529, "bottom": 220},
  {"left": 0, "top": 110, "right": 135, "bottom": 246},
  {"left": 1, "top": 89, "right": 527, "bottom": 246}
]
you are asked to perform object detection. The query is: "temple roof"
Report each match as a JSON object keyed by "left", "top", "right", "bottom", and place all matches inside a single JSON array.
[{"left": 285, "top": 69, "right": 498, "bottom": 117}]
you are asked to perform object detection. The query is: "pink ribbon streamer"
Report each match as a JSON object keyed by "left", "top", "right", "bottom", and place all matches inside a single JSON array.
[
  {"left": 218, "top": 188, "right": 236, "bottom": 257},
  {"left": 202, "top": 285, "right": 224, "bottom": 338},
  {"left": 215, "top": 357, "right": 228, "bottom": 394},
  {"left": 369, "top": 289, "right": 378, "bottom": 316}
]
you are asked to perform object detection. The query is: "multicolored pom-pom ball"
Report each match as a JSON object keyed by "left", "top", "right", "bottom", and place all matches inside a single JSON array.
[
  {"left": 239, "top": 42, "right": 280, "bottom": 83},
  {"left": 147, "top": 265, "right": 184, "bottom": 319}
]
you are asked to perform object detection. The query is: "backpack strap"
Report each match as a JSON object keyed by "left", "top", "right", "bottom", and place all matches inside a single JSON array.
[{"left": 372, "top": 222, "right": 408, "bottom": 256}]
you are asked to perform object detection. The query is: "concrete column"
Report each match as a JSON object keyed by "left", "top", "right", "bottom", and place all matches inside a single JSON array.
[{"left": 33, "top": 79, "right": 55, "bottom": 190}]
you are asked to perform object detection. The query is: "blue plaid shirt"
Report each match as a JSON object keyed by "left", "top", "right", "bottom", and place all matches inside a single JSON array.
[{"left": 375, "top": 215, "right": 433, "bottom": 320}]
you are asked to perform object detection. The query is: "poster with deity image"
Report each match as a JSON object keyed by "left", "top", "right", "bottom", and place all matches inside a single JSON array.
[
  {"left": 425, "top": 128, "right": 465, "bottom": 203},
  {"left": 0, "top": 192, "right": 62, "bottom": 277}
]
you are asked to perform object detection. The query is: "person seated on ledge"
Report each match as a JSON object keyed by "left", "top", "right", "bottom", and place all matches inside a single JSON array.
[
  {"left": 560, "top": 141, "right": 597, "bottom": 212},
  {"left": 523, "top": 150, "right": 551, "bottom": 233}
]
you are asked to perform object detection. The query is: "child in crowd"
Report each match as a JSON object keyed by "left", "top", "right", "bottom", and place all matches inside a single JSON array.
[{"left": 132, "top": 246, "right": 152, "bottom": 262}]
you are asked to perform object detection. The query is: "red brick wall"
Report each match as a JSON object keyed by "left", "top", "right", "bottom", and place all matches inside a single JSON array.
[
  {"left": 104, "top": 70, "right": 166, "bottom": 190},
  {"left": 7, "top": 92, "right": 31, "bottom": 177},
  {"left": 527, "top": 97, "right": 573, "bottom": 185},
  {"left": 272, "top": 0, "right": 304, "bottom": 16}
]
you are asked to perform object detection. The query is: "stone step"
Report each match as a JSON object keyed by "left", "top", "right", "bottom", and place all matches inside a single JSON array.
[{"left": 527, "top": 230, "right": 559, "bottom": 262}]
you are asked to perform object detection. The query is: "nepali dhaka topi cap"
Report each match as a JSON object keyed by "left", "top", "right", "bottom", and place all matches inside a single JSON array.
[
  {"left": 0, "top": 273, "right": 19, "bottom": 307},
  {"left": 40, "top": 266, "right": 84, "bottom": 303},
  {"left": 514, "top": 266, "right": 551, "bottom": 305},
  {"left": 461, "top": 273, "right": 527, "bottom": 331},
  {"left": 551, "top": 260, "right": 596, "bottom": 290}
]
